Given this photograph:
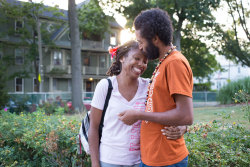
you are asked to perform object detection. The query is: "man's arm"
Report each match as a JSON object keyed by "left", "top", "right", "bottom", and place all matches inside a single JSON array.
[{"left": 118, "top": 94, "right": 193, "bottom": 126}]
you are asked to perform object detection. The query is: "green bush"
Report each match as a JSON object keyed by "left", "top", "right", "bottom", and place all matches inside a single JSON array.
[
  {"left": 218, "top": 77, "right": 250, "bottom": 104},
  {"left": 1, "top": 109, "right": 249, "bottom": 166},
  {"left": 186, "top": 121, "right": 250, "bottom": 166},
  {"left": 193, "top": 82, "right": 212, "bottom": 91},
  {"left": 0, "top": 110, "right": 90, "bottom": 166}
]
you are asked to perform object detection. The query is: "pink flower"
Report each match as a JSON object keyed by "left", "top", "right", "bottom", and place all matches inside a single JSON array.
[{"left": 4, "top": 108, "right": 7, "bottom": 112}]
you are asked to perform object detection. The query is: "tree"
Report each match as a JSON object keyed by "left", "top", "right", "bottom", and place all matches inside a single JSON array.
[
  {"left": 215, "top": 0, "right": 250, "bottom": 67},
  {"left": 101, "top": 0, "right": 222, "bottom": 79},
  {"left": 78, "top": 0, "right": 109, "bottom": 40},
  {"left": 68, "top": 0, "right": 83, "bottom": 112},
  {"left": 0, "top": 0, "right": 63, "bottom": 92}
]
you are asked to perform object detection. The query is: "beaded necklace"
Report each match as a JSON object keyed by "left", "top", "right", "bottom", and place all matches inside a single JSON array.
[{"left": 145, "top": 46, "right": 176, "bottom": 106}]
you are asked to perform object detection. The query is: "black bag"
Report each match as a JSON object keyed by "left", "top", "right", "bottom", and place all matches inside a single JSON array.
[{"left": 78, "top": 78, "right": 113, "bottom": 154}]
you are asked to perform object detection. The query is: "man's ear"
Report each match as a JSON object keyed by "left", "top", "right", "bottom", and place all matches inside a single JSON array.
[{"left": 152, "top": 35, "right": 160, "bottom": 45}]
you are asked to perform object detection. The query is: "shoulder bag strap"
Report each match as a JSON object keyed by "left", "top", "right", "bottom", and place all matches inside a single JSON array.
[{"left": 99, "top": 78, "right": 113, "bottom": 140}]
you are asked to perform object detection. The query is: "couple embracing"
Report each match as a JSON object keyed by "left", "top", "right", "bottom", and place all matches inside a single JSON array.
[{"left": 88, "top": 8, "right": 193, "bottom": 167}]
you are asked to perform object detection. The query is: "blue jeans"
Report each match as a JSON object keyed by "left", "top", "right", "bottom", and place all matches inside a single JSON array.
[
  {"left": 139, "top": 156, "right": 188, "bottom": 167},
  {"left": 100, "top": 161, "right": 140, "bottom": 167}
]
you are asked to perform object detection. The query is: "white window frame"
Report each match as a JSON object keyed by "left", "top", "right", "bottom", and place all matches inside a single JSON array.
[
  {"left": 15, "top": 78, "right": 24, "bottom": 93},
  {"left": 15, "top": 48, "right": 24, "bottom": 65},
  {"left": 52, "top": 51, "right": 63, "bottom": 65},
  {"left": 110, "top": 32, "right": 117, "bottom": 46},
  {"left": 15, "top": 20, "right": 24, "bottom": 32}
]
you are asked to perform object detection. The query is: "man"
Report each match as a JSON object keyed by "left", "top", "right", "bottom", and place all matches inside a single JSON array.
[{"left": 119, "top": 8, "right": 193, "bottom": 167}]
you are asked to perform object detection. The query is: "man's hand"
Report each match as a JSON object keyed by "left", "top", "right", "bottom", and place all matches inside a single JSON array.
[
  {"left": 118, "top": 110, "right": 139, "bottom": 125},
  {"left": 161, "top": 126, "right": 187, "bottom": 140}
]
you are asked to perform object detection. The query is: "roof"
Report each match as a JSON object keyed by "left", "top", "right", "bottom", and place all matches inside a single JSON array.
[{"left": 4, "top": 0, "right": 122, "bottom": 28}]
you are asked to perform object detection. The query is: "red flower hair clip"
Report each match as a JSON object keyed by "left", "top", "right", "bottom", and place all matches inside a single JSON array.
[{"left": 109, "top": 46, "right": 118, "bottom": 60}]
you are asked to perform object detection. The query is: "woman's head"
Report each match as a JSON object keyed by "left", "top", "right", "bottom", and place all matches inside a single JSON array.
[{"left": 107, "top": 40, "right": 147, "bottom": 77}]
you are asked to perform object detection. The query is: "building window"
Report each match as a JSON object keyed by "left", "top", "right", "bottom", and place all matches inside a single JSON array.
[
  {"left": 68, "top": 79, "right": 72, "bottom": 91},
  {"left": 99, "top": 55, "right": 106, "bottom": 68},
  {"left": 15, "top": 48, "right": 24, "bottom": 65},
  {"left": 110, "top": 33, "right": 116, "bottom": 45},
  {"left": 53, "top": 51, "right": 62, "bottom": 65},
  {"left": 86, "top": 81, "right": 92, "bottom": 92},
  {"left": 15, "top": 78, "right": 23, "bottom": 92},
  {"left": 238, "top": 67, "right": 241, "bottom": 73},
  {"left": 33, "top": 78, "right": 39, "bottom": 92},
  {"left": 53, "top": 78, "right": 57, "bottom": 91},
  {"left": 15, "top": 20, "right": 24, "bottom": 33},
  {"left": 83, "top": 55, "right": 90, "bottom": 66},
  {"left": 66, "top": 54, "right": 71, "bottom": 65}
]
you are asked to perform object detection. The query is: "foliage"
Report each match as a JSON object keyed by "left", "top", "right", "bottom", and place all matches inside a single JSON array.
[
  {"left": 0, "top": 110, "right": 90, "bottom": 166},
  {"left": 210, "top": 0, "right": 250, "bottom": 67},
  {"left": 0, "top": 0, "right": 64, "bottom": 92},
  {"left": 1, "top": 107, "right": 249, "bottom": 166},
  {"left": 141, "top": 60, "right": 157, "bottom": 78},
  {"left": 186, "top": 121, "right": 250, "bottom": 166},
  {"left": 102, "top": 0, "right": 221, "bottom": 80},
  {"left": 78, "top": 0, "right": 109, "bottom": 40},
  {"left": 193, "top": 82, "right": 212, "bottom": 91},
  {"left": 181, "top": 36, "right": 222, "bottom": 80},
  {"left": 233, "top": 89, "right": 250, "bottom": 122},
  {"left": 0, "top": 56, "right": 9, "bottom": 108},
  {"left": 218, "top": 77, "right": 250, "bottom": 104},
  {"left": 38, "top": 98, "right": 73, "bottom": 115}
]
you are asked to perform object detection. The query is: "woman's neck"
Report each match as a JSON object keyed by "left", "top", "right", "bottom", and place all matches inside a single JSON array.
[{"left": 116, "top": 73, "right": 138, "bottom": 87}]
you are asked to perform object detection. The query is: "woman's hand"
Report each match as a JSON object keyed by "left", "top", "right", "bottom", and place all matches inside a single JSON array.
[{"left": 161, "top": 126, "right": 187, "bottom": 140}]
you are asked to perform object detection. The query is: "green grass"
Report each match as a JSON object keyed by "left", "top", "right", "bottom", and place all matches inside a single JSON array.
[
  {"left": 194, "top": 105, "right": 249, "bottom": 128},
  {"left": 66, "top": 105, "right": 249, "bottom": 128}
]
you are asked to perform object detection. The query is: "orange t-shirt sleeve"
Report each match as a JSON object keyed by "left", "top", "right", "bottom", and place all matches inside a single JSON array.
[{"left": 166, "top": 59, "right": 193, "bottom": 98}]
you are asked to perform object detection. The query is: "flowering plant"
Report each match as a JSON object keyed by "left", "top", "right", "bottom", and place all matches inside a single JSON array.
[{"left": 108, "top": 46, "right": 118, "bottom": 60}]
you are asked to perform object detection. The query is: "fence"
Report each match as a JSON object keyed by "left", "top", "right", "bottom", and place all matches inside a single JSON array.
[
  {"left": 8, "top": 92, "right": 94, "bottom": 105},
  {"left": 8, "top": 91, "right": 218, "bottom": 106}
]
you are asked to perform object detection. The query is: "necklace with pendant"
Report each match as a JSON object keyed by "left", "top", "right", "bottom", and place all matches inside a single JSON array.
[{"left": 145, "top": 46, "right": 176, "bottom": 106}]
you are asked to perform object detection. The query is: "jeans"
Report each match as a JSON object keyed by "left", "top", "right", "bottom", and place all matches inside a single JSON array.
[
  {"left": 100, "top": 161, "right": 140, "bottom": 167},
  {"left": 139, "top": 156, "right": 188, "bottom": 167}
]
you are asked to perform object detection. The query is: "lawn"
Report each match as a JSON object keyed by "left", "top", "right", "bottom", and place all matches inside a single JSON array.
[
  {"left": 193, "top": 105, "right": 249, "bottom": 128},
  {"left": 67, "top": 104, "right": 249, "bottom": 128}
]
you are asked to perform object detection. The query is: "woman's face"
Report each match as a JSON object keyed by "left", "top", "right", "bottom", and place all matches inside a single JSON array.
[{"left": 120, "top": 49, "right": 148, "bottom": 79}]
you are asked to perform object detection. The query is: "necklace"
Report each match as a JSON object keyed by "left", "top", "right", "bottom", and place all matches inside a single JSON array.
[{"left": 145, "top": 46, "right": 176, "bottom": 106}]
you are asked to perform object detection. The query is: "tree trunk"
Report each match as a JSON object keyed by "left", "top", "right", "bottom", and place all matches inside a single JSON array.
[
  {"left": 174, "top": 30, "right": 181, "bottom": 51},
  {"left": 68, "top": 0, "right": 83, "bottom": 112},
  {"left": 36, "top": 17, "right": 43, "bottom": 92}
]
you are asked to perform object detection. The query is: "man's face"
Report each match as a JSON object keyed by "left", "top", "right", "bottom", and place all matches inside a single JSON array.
[{"left": 135, "top": 30, "right": 160, "bottom": 60}]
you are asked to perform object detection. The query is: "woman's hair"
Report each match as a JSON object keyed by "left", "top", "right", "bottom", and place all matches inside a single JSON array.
[
  {"left": 106, "top": 40, "right": 140, "bottom": 76},
  {"left": 134, "top": 8, "right": 173, "bottom": 46}
]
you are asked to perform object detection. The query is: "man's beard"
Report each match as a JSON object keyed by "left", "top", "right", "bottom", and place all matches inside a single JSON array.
[{"left": 145, "top": 40, "right": 160, "bottom": 60}]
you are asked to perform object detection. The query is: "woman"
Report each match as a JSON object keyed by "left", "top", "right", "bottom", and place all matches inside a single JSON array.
[{"left": 88, "top": 40, "right": 186, "bottom": 167}]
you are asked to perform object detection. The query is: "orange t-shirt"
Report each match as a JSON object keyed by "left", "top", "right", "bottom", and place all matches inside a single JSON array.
[{"left": 140, "top": 51, "right": 193, "bottom": 166}]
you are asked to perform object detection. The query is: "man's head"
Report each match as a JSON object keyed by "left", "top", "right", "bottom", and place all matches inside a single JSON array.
[{"left": 134, "top": 8, "right": 173, "bottom": 60}]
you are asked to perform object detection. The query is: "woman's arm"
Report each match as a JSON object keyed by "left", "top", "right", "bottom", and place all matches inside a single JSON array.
[{"left": 89, "top": 106, "right": 103, "bottom": 167}]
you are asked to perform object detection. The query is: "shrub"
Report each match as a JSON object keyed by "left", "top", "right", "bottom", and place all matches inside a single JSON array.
[
  {"left": 186, "top": 121, "right": 250, "bottom": 166},
  {"left": 0, "top": 110, "right": 90, "bottom": 166},
  {"left": 0, "top": 108, "right": 249, "bottom": 166},
  {"left": 218, "top": 77, "right": 250, "bottom": 104}
]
